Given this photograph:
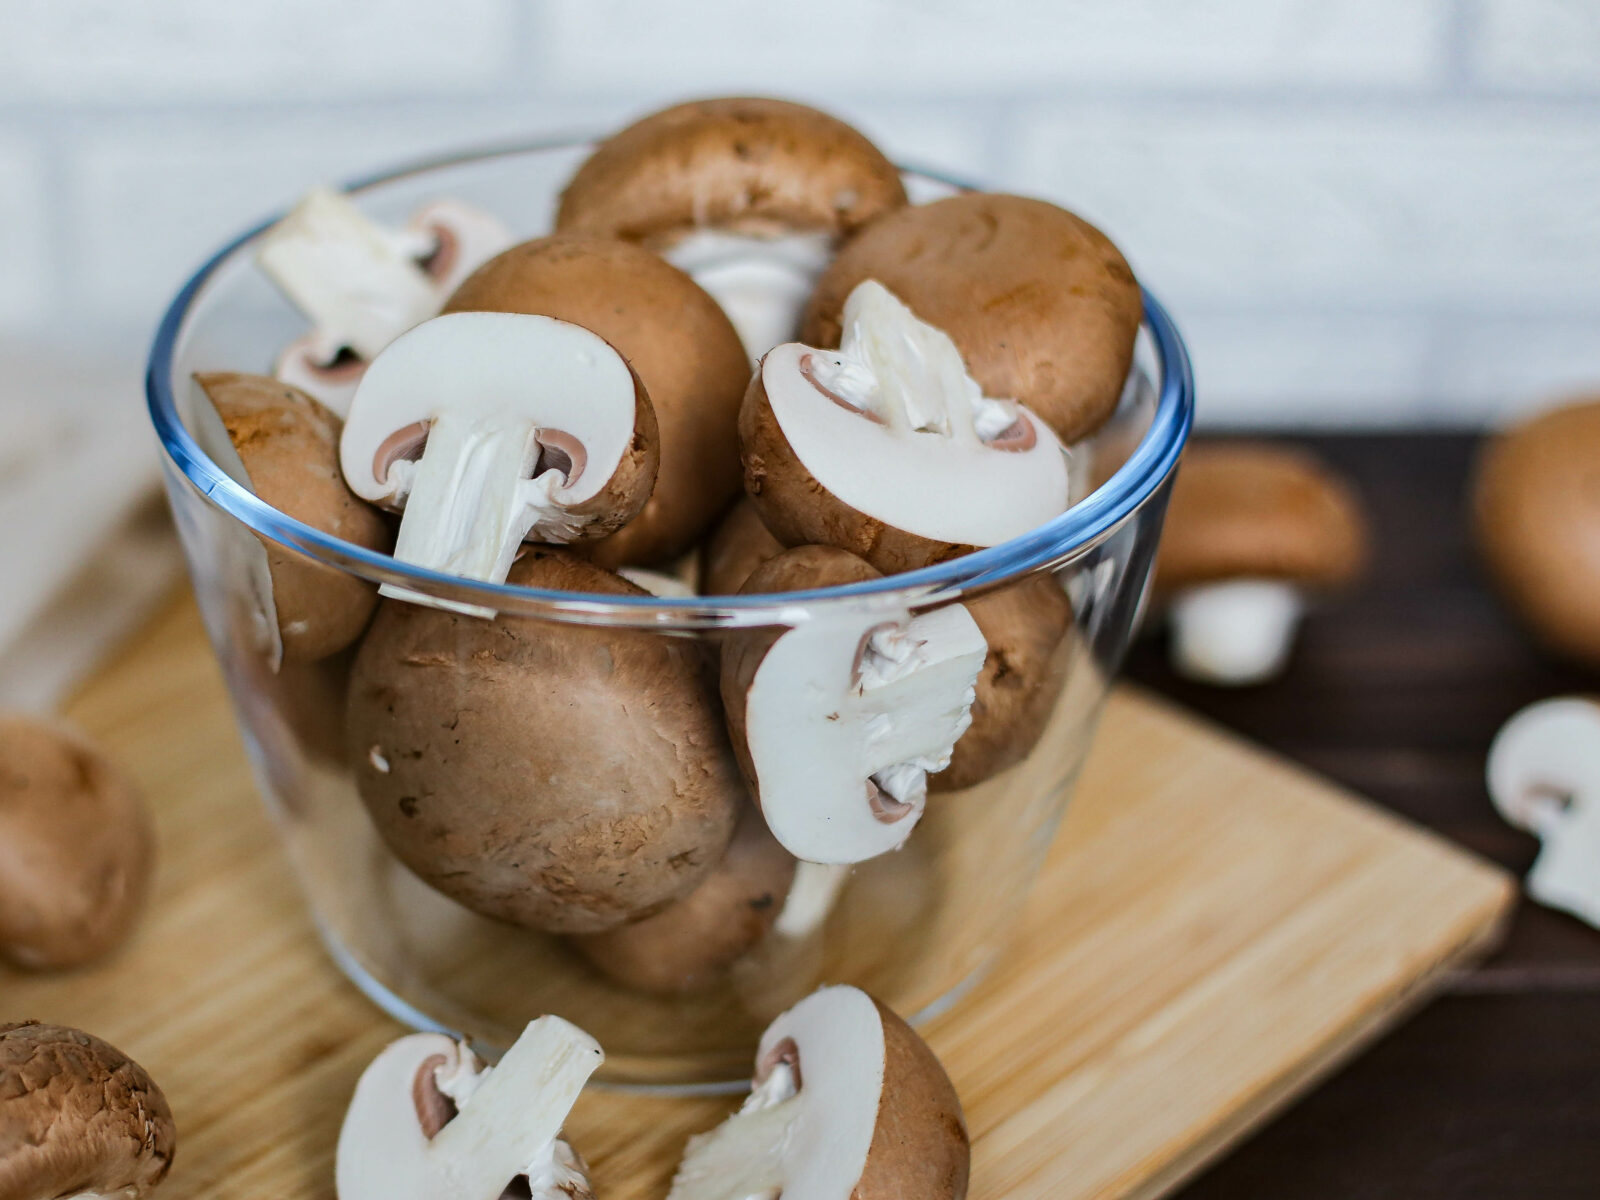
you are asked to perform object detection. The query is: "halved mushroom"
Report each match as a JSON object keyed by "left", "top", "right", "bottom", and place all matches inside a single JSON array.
[
  {"left": 194, "top": 372, "right": 392, "bottom": 663},
  {"left": 556, "top": 97, "right": 907, "bottom": 362},
  {"left": 339, "top": 311, "right": 658, "bottom": 608},
  {"left": 931, "top": 574, "right": 1076, "bottom": 792},
  {"left": 700, "top": 496, "right": 783, "bottom": 597},
  {"left": 0, "top": 1021, "right": 175, "bottom": 1200},
  {"left": 1153, "top": 442, "right": 1368, "bottom": 686},
  {"left": 0, "top": 715, "right": 153, "bottom": 970},
  {"left": 347, "top": 549, "right": 743, "bottom": 932},
  {"left": 1487, "top": 696, "right": 1600, "bottom": 929},
  {"left": 1472, "top": 396, "right": 1600, "bottom": 668},
  {"left": 668, "top": 985, "right": 969, "bottom": 1200},
  {"left": 568, "top": 805, "right": 796, "bottom": 994},
  {"left": 742, "top": 280, "right": 1071, "bottom": 574},
  {"left": 337, "top": 1017, "right": 602, "bottom": 1200},
  {"left": 721, "top": 546, "right": 986, "bottom": 864},
  {"left": 443, "top": 236, "right": 749, "bottom": 568},
  {"left": 259, "top": 187, "right": 512, "bottom": 414},
  {"left": 803, "top": 192, "right": 1142, "bottom": 444}
]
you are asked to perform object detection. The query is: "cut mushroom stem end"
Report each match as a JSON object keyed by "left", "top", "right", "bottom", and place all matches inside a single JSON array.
[
  {"left": 336, "top": 1015, "right": 603, "bottom": 1200},
  {"left": 1166, "top": 578, "right": 1303, "bottom": 687},
  {"left": 1486, "top": 696, "right": 1600, "bottom": 929}
]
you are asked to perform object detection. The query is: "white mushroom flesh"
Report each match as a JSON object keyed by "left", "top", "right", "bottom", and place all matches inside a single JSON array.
[
  {"left": 1167, "top": 578, "right": 1303, "bottom": 686},
  {"left": 772, "top": 862, "right": 852, "bottom": 938},
  {"left": 340, "top": 312, "right": 643, "bottom": 607},
  {"left": 663, "top": 229, "right": 833, "bottom": 363},
  {"left": 619, "top": 566, "right": 698, "bottom": 599},
  {"left": 336, "top": 1016, "right": 603, "bottom": 1200},
  {"left": 1486, "top": 697, "right": 1600, "bottom": 928},
  {"left": 763, "top": 281, "right": 1070, "bottom": 546},
  {"left": 669, "top": 985, "right": 885, "bottom": 1200},
  {"left": 745, "top": 603, "right": 985, "bottom": 863}
]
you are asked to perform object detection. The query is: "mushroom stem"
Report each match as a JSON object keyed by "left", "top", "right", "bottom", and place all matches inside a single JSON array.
[
  {"left": 663, "top": 229, "right": 833, "bottom": 364},
  {"left": 258, "top": 187, "right": 440, "bottom": 362},
  {"left": 427, "top": 1017, "right": 602, "bottom": 1199},
  {"left": 1166, "top": 578, "right": 1303, "bottom": 686},
  {"left": 670, "top": 1063, "right": 801, "bottom": 1200},
  {"left": 773, "top": 862, "right": 851, "bottom": 939},
  {"left": 381, "top": 411, "right": 594, "bottom": 612}
]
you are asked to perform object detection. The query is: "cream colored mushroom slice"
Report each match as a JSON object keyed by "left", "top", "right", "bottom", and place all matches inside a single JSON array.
[
  {"left": 340, "top": 312, "right": 658, "bottom": 611},
  {"left": 337, "top": 1017, "right": 602, "bottom": 1200},
  {"left": 261, "top": 187, "right": 512, "bottom": 414},
  {"left": 662, "top": 228, "right": 835, "bottom": 363},
  {"left": 723, "top": 547, "right": 986, "bottom": 865},
  {"left": 1487, "top": 696, "right": 1600, "bottom": 929},
  {"left": 1153, "top": 442, "right": 1368, "bottom": 686},
  {"left": 743, "top": 280, "right": 1071, "bottom": 574},
  {"left": 669, "top": 985, "right": 969, "bottom": 1200}
]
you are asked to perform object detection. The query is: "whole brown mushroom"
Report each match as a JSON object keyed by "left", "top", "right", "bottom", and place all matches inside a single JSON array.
[
  {"left": 557, "top": 96, "right": 907, "bottom": 361},
  {"left": 0, "top": 1021, "right": 176, "bottom": 1200},
  {"left": 568, "top": 805, "right": 796, "bottom": 994},
  {"left": 443, "top": 236, "right": 750, "bottom": 567},
  {"left": 1153, "top": 442, "right": 1368, "bottom": 685},
  {"left": 803, "top": 192, "right": 1143, "bottom": 445},
  {"left": 1472, "top": 396, "right": 1600, "bottom": 668},
  {"left": 0, "top": 716, "right": 153, "bottom": 970},
  {"left": 347, "top": 549, "right": 744, "bottom": 933},
  {"left": 195, "top": 371, "right": 391, "bottom": 664}
]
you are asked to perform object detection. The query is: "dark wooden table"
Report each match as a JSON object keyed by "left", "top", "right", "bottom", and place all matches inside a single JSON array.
[{"left": 1126, "top": 434, "right": 1600, "bottom": 1199}]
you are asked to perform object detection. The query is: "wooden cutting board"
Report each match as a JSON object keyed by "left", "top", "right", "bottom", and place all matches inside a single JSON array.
[{"left": 5, "top": 596, "right": 1513, "bottom": 1200}]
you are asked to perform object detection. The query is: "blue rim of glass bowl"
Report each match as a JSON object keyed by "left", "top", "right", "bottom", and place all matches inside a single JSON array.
[{"left": 145, "top": 138, "right": 1194, "bottom": 630}]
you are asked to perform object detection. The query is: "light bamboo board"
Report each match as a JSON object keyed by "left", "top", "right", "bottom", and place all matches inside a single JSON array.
[{"left": 5, "top": 596, "right": 1513, "bottom": 1200}]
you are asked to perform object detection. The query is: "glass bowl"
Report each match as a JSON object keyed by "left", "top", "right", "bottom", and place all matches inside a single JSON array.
[{"left": 145, "top": 138, "right": 1193, "bottom": 1088}]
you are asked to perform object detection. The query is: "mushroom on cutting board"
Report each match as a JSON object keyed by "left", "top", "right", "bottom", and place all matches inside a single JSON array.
[
  {"left": 803, "top": 192, "right": 1142, "bottom": 444},
  {"left": 556, "top": 97, "right": 907, "bottom": 362},
  {"left": 338, "top": 1017, "right": 601, "bottom": 1200},
  {"left": 0, "top": 1021, "right": 176, "bottom": 1200},
  {"left": 668, "top": 985, "right": 969, "bottom": 1200},
  {"left": 339, "top": 311, "right": 658, "bottom": 608},
  {"left": 0, "top": 716, "right": 153, "bottom": 970},
  {"left": 259, "top": 187, "right": 511, "bottom": 414},
  {"left": 1153, "top": 442, "right": 1368, "bottom": 686},
  {"left": 1487, "top": 696, "right": 1600, "bottom": 929},
  {"left": 1472, "top": 396, "right": 1600, "bottom": 668},
  {"left": 444, "top": 236, "right": 749, "bottom": 568},
  {"left": 568, "top": 805, "right": 797, "bottom": 994},
  {"left": 195, "top": 372, "right": 391, "bottom": 663},
  {"left": 742, "top": 280, "right": 1072, "bottom": 574},
  {"left": 721, "top": 546, "right": 986, "bottom": 864},
  {"left": 347, "top": 548, "right": 743, "bottom": 933}
]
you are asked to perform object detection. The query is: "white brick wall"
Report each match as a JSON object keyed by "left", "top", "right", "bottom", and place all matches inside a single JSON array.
[{"left": 1, "top": 0, "right": 1598, "bottom": 428}]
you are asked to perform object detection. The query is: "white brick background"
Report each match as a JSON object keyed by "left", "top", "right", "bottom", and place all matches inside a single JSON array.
[{"left": 2, "top": 0, "right": 1598, "bottom": 428}]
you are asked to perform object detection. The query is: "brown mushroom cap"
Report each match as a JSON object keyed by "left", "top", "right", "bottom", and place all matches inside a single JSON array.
[
  {"left": 555, "top": 97, "right": 907, "bottom": 244},
  {"left": 195, "top": 371, "right": 392, "bottom": 662},
  {"left": 567, "top": 805, "right": 796, "bottom": 994},
  {"left": 0, "top": 717, "right": 154, "bottom": 970},
  {"left": 442, "top": 237, "right": 750, "bottom": 567},
  {"left": 857, "top": 996, "right": 970, "bottom": 1200},
  {"left": 931, "top": 575, "right": 1075, "bottom": 793},
  {"left": 1473, "top": 398, "right": 1600, "bottom": 667},
  {"left": 1154, "top": 442, "right": 1369, "bottom": 595},
  {"left": 347, "top": 549, "right": 744, "bottom": 933},
  {"left": 0, "top": 1021, "right": 176, "bottom": 1200},
  {"left": 801, "top": 193, "right": 1142, "bottom": 444},
  {"left": 699, "top": 497, "right": 785, "bottom": 597}
]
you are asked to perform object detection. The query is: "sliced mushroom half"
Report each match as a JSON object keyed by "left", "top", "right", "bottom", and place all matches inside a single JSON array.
[
  {"left": 668, "top": 985, "right": 969, "bottom": 1200},
  {"left": 722, "top": 547, "right": 986, "bottom": 864},
  {"left": 337, "top": 1017, "right": 602, "bottom": 1200},
  {"left": 742, "top": 280, "right": 1071, "bottom": 574},
  {"left": 340, "top": 312, "right": 658, "bottom": 609}
]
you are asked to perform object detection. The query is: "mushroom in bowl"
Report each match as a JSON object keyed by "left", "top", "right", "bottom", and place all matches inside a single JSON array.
[{"left": 556, "top": 96, "right": 907, "bottom": 362}]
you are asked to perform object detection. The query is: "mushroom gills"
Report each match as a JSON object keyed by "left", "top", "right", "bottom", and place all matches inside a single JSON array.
[
  {"left": 746, "top": 604, "right": 986, "bottom": 864},
  {"left": 336, "top": 1016, "right": 602, "bottom": 1200},
  {"left": 663, "top": 228, "right": 834, "bottom": 363},
  {"left": 1166, "top": 578, "right": 1303, "bottom": 686}
]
